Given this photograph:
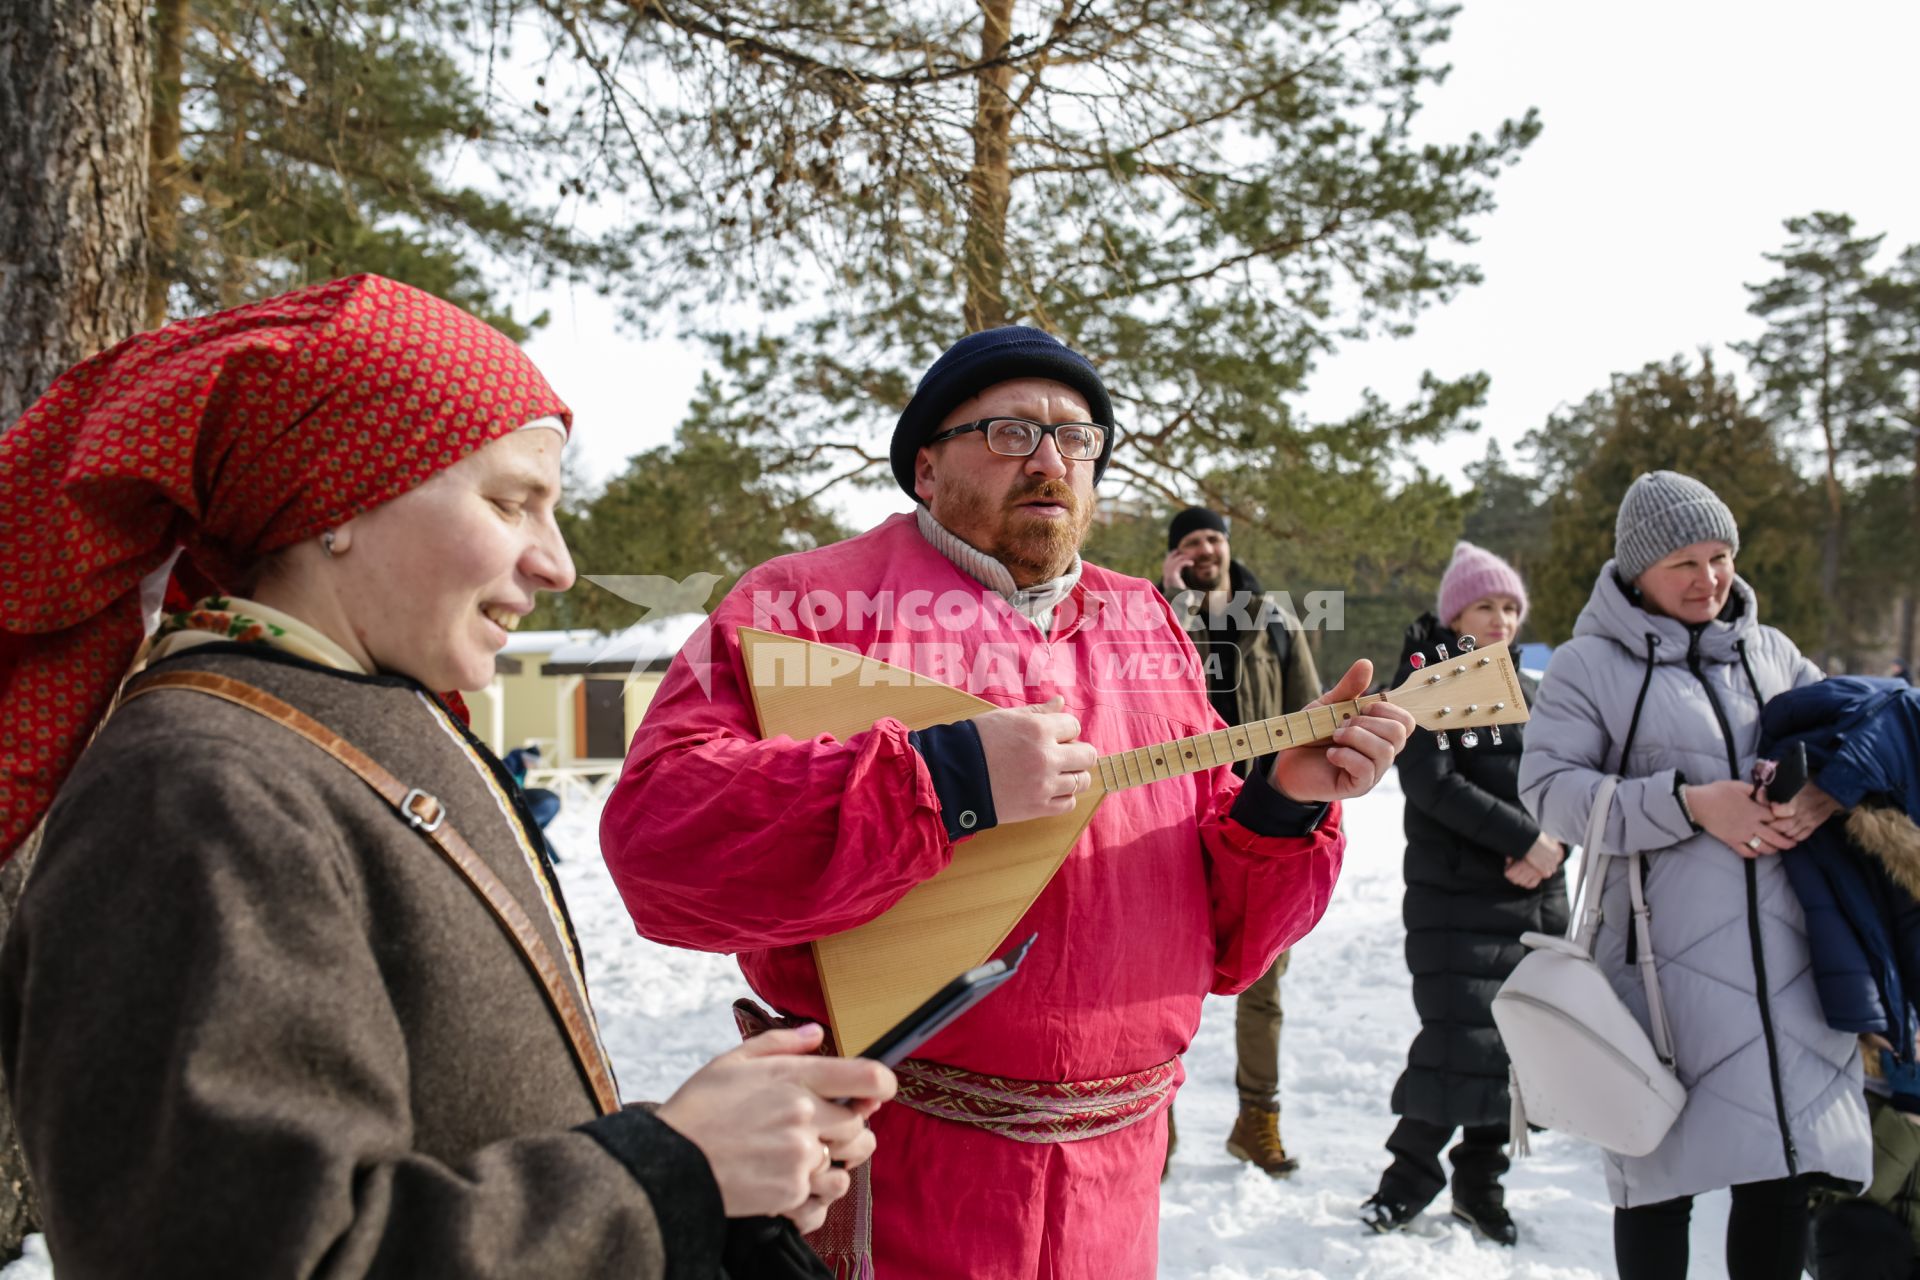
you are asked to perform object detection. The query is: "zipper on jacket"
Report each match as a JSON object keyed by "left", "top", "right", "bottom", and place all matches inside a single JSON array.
[{"left": 1688, "top": 627, "right": 1800, "bottom": 1176}]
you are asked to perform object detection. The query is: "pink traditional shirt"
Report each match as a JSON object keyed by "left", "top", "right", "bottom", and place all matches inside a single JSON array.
[{"left": 602, "top": 512, "right": 1344, "bottom": 1277}]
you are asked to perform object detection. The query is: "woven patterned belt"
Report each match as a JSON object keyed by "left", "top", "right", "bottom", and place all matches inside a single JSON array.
[
  {"left": 892, "top": 1056, "right": 1179, "bottom": 1144},
  {"left": 729, "top": 1000, "right": 1178, "bottom": 1276}
]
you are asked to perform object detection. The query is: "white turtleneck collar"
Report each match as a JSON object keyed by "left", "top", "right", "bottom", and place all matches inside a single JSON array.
[{"left": 915, "top": 506, "right": 1083, "bottom": 634}]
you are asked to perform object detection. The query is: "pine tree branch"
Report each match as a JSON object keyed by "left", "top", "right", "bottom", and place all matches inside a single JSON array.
[
  {"left": 796, "top": 456, "right": 886, "bottom": 504},
  {"left": 612, "top": 0, "right": 1092, "bottom": 92}
]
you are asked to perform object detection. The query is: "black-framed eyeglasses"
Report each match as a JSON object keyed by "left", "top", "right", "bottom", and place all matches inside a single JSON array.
[{"left": 925, "top": 417, "right": 1110, "bottom": 462}]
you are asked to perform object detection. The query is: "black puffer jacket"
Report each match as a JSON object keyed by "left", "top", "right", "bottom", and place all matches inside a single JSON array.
[{"left": 1390, "top": 613, "right": 1568, "bottom": 1128}]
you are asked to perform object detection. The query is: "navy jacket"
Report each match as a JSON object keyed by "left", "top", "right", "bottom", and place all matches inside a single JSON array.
[{"left": 1763, "top": 677, "right": 1920, "bottom": 1108}]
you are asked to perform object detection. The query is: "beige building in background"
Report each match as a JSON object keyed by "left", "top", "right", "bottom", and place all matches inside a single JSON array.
[{"left": 466, "top": 614, "right": 705, "bottom": 777}]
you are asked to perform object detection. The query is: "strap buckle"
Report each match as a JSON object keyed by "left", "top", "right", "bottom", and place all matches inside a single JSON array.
[{"left": 401, "top": 788, "right": 445, "bottom": 833}]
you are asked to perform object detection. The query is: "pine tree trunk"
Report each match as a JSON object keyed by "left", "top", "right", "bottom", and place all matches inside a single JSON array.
[
  {"left": 961, "top": 0, "right": 1016, "bottom": 333},
  {"left": 0, "top": 0, "right": 149, "bottom": 1258},
  {"left": 0, "top": 0, "right": 149, "bottom": 426},
  {"left": 1816, "top": 307, "right": 1845, "bottom": 669},
  {"left": 1820, "top": 480, "right": 1845, "bottom": 668},
  {"left": 147, "top": 0, "right": 189, "bottom": 329},
  {"left": 0, "top": 838, "right": 39, "bottom": 1263},
  {"left": 1906, "top": 419, "right": 1920, "bottom": 670},
  {"left": 1900, "top": 593, "right": 1916, "bottom": 673}
]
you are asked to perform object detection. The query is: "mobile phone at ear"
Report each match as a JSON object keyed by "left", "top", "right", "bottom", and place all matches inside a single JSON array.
[
  {"left": 856, "top": 934, "right": 1035, "bottom": 1067},
  {"left": 1766, "top": 742, "right": 1809, "bottom": 804}
]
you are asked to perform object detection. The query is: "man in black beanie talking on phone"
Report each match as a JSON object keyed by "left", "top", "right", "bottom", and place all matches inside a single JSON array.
[{"left": 1160, "top": 505, "right": 1321, "bottom": 1179}]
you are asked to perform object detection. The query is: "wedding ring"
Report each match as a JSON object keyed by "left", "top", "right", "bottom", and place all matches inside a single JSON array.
[
  {"left": 1746, "top": 836, "right": 1764, "bottom": 851},
  {"left": 818, "top": 1142, "right": 834, "bottom": 1172}
]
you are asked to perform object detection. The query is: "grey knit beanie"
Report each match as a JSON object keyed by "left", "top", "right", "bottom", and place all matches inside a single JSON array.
[{"left": 1614, "top": 471, "right": 1740, "bottom": 581}]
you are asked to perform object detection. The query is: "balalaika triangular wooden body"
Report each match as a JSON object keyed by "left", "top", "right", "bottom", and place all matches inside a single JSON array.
[{"left": 738, "top": 626, "right": 1528, "bottom": 1056}]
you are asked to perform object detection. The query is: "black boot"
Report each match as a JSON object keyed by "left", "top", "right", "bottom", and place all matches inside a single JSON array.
[
  {"left": 1360, "top": 1194, "right": 1416, "bottom": 1234},
  {"left": 1447, "top": 1124, "right": 1514, "bottom": 1245},
  {"left": 1450, "top": 1196, "right": 1517, "bottom": 1247}
]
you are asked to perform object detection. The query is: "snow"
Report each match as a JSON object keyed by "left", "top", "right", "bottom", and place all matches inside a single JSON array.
[
  {"left": 542, "top": 612, "right": 707, "bottom": 668},
  {"left": 2, "top": 774, "right": 1741, "bottom": 1278}
]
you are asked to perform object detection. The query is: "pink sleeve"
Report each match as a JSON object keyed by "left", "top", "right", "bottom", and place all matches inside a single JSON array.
[
  {"left": 1197, "top": 775, "right": 1346, "bottom": 996},
  {"left": 599, "top": 572, "right": 955, "bottom": 953}
]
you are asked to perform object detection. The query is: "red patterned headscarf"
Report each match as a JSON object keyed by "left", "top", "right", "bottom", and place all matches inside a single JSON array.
[{"left": 0, "top": 274, "right": 571, "bottom": 861}]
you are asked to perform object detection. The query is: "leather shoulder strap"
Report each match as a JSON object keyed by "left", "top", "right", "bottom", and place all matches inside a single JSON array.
[{"left": 122, "top": 670, "right": 622, "bottom": 1116}]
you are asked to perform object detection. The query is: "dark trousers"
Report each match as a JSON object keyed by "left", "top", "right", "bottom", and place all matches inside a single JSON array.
[
  {"left": 1809, "top": 1199, "right": 1917, "bottom": 1280},
  {"left": 521, "top": 787, "right": 561, "bottom": 861},
  {"left": 1378, "top": 1116, "right": 1509, "bottom": 1214},
  {"left": 523, "top": 786, "right": 560, "bottom": 829},
  {"left": 1614, "top": 1176, "right": 1808, "bottom": 1280}
]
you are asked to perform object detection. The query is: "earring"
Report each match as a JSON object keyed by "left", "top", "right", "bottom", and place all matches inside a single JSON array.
[{"left": 322, "top": 531, "right": 340, "bottom": 557}]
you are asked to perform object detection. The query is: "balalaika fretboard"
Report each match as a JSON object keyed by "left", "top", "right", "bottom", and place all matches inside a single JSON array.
[{"left": 1095, "top": 692, "right": 1390, "bottom": 793}]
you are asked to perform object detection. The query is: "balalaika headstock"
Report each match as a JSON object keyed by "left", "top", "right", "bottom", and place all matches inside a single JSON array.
[{"left": 1384, "top": 635, "right": 1527, "bottom": 751}]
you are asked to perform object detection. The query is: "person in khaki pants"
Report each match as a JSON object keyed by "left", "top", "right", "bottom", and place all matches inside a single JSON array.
[{"left": 1160, "top": 506, "right": 1321, "bottom": 1177}]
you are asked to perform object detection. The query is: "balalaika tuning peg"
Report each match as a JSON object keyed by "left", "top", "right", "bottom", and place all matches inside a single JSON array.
[
  {"left": 1457, "top": 635, "right": 1477, "bottom": 652},
  {"left": 1409, "top": 652, "right": 1426, "bottom": 670},
  {"left": 1435, "top": 643, "right": 1451, "bottom": 661},
  {"left": 1489, "top": 724, "right": 1503, "bottom": 746},
  {"left": 1435, "top": 730, "right": 1452, "bottom": 752},
  {"left": 1459, "top": 728, "right": 1479, "bottom": 748}
]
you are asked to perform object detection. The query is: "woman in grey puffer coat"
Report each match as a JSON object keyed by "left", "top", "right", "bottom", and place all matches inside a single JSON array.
[{"left": 1518, "top": 472, "right": 1868, "bottom": 1280}]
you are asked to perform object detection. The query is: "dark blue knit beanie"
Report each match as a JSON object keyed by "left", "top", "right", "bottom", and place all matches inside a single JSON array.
[{"left": 891, "top": 325, "right": 1114, "bottom": 501}]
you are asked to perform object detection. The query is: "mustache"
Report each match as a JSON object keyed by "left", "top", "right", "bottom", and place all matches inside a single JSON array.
[{"left": 1008, "top": 479, "right": 1077, "bottom": 511}]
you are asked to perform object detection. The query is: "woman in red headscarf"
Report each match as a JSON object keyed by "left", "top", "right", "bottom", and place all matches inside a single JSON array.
[{"left": 0, "top": 276, "right": 891, "bottom": 1278}]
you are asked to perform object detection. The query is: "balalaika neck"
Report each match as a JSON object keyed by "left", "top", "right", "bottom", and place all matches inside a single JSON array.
[{"left": 1094, "top": 693, "right": 1390, "bottom": 793}]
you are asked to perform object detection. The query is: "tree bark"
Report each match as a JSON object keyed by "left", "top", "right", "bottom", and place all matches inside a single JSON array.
[
  {"left": 0, "top": 0, "right": 150, "bottom": 426},
  {"left": 147, "top": 0, "right": 189, "bottom": 329},
  {"left": 1819, "top": 472, "right": 1845, "bottom": 668},
  {"left": 961, "top": 0, "right": 1016, "bottom": 333},
  {"left": 1900, "top": 593, "right": 1916, "bottom": 673},
  {"left": 0, "top": 838, "right": 39, "bottom": 1262},
  {"left": 1906, "top": 416, "right": 1920, "bottom": 670},
  {"left": 1816, "top": 299, "right": 1846, "bottom": 669},
  {"left": 0, "top": 0, "right": 149, "bottom": 1258}
]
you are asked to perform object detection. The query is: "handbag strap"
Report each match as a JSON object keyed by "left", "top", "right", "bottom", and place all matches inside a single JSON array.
[
  {"left": 1568, "top": 775, "right": 1677, "bottom": 1067},
  {"left": 122, "top": 670, "right": 623, "bottom": 1116},
  {"left": 1569, "top": 777, "right": 1619, "bottom": 949}
]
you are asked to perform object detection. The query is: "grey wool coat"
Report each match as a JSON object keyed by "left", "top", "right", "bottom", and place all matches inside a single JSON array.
[
  {"left": 1517, "top": 564, "right": 1869, "bottom": 1207},
  {"left": 0, "top": 646, "right": 722, "bottom": 1278}
]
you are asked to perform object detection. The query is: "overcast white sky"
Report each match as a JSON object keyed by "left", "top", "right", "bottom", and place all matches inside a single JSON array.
[{"left": 518, "top": 0, "right": 1920, "bottom": 525}]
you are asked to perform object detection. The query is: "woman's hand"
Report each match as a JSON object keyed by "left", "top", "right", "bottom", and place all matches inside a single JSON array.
[
  {"left": 655, "top": 1024, "right": 895, "bottom": 1225},
  {"left": 1768, "top": 782, "right": 1841, "bottom": 843},
  {"left": 1505, "top": 834, "right": 1564, "bottom": 889},
  {"left": 787, "top": 1120, "right": 880, "bottom": 1233},
  {"left": 1270, "top": 660, "right": 1414, "bottom": 803},
  {"left": 1686, "top": 778, "right": 1795, "bottom": 857}
]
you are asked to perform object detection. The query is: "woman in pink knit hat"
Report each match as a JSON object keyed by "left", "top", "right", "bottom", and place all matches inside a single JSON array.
[{"left": 1360, "top": 542, "right": 1566, "bottom": 1246}]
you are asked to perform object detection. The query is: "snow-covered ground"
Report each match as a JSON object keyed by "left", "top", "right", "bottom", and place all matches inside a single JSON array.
[{"left": 3, "top": 776, "right": 1740, "bottom": 1278}]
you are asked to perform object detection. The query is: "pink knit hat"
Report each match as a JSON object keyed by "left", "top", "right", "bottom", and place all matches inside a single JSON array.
[{"left": 1436, "top": 541, "right": 1528, "bottom": 631}]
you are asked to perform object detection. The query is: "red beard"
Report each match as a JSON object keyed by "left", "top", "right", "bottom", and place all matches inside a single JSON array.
[{"left": 940, "top": 475, "right": 1090, "bottom": 584}]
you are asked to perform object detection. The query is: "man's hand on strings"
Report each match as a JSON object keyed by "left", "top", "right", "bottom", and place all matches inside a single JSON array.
[{"left": 1269, "top": 660, "right": 1414, "bottom": 804}]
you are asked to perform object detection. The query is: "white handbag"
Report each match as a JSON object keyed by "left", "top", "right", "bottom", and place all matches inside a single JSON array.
[{"left": 1491, "top": 776, "right": 1687, "bottom": 1157}]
